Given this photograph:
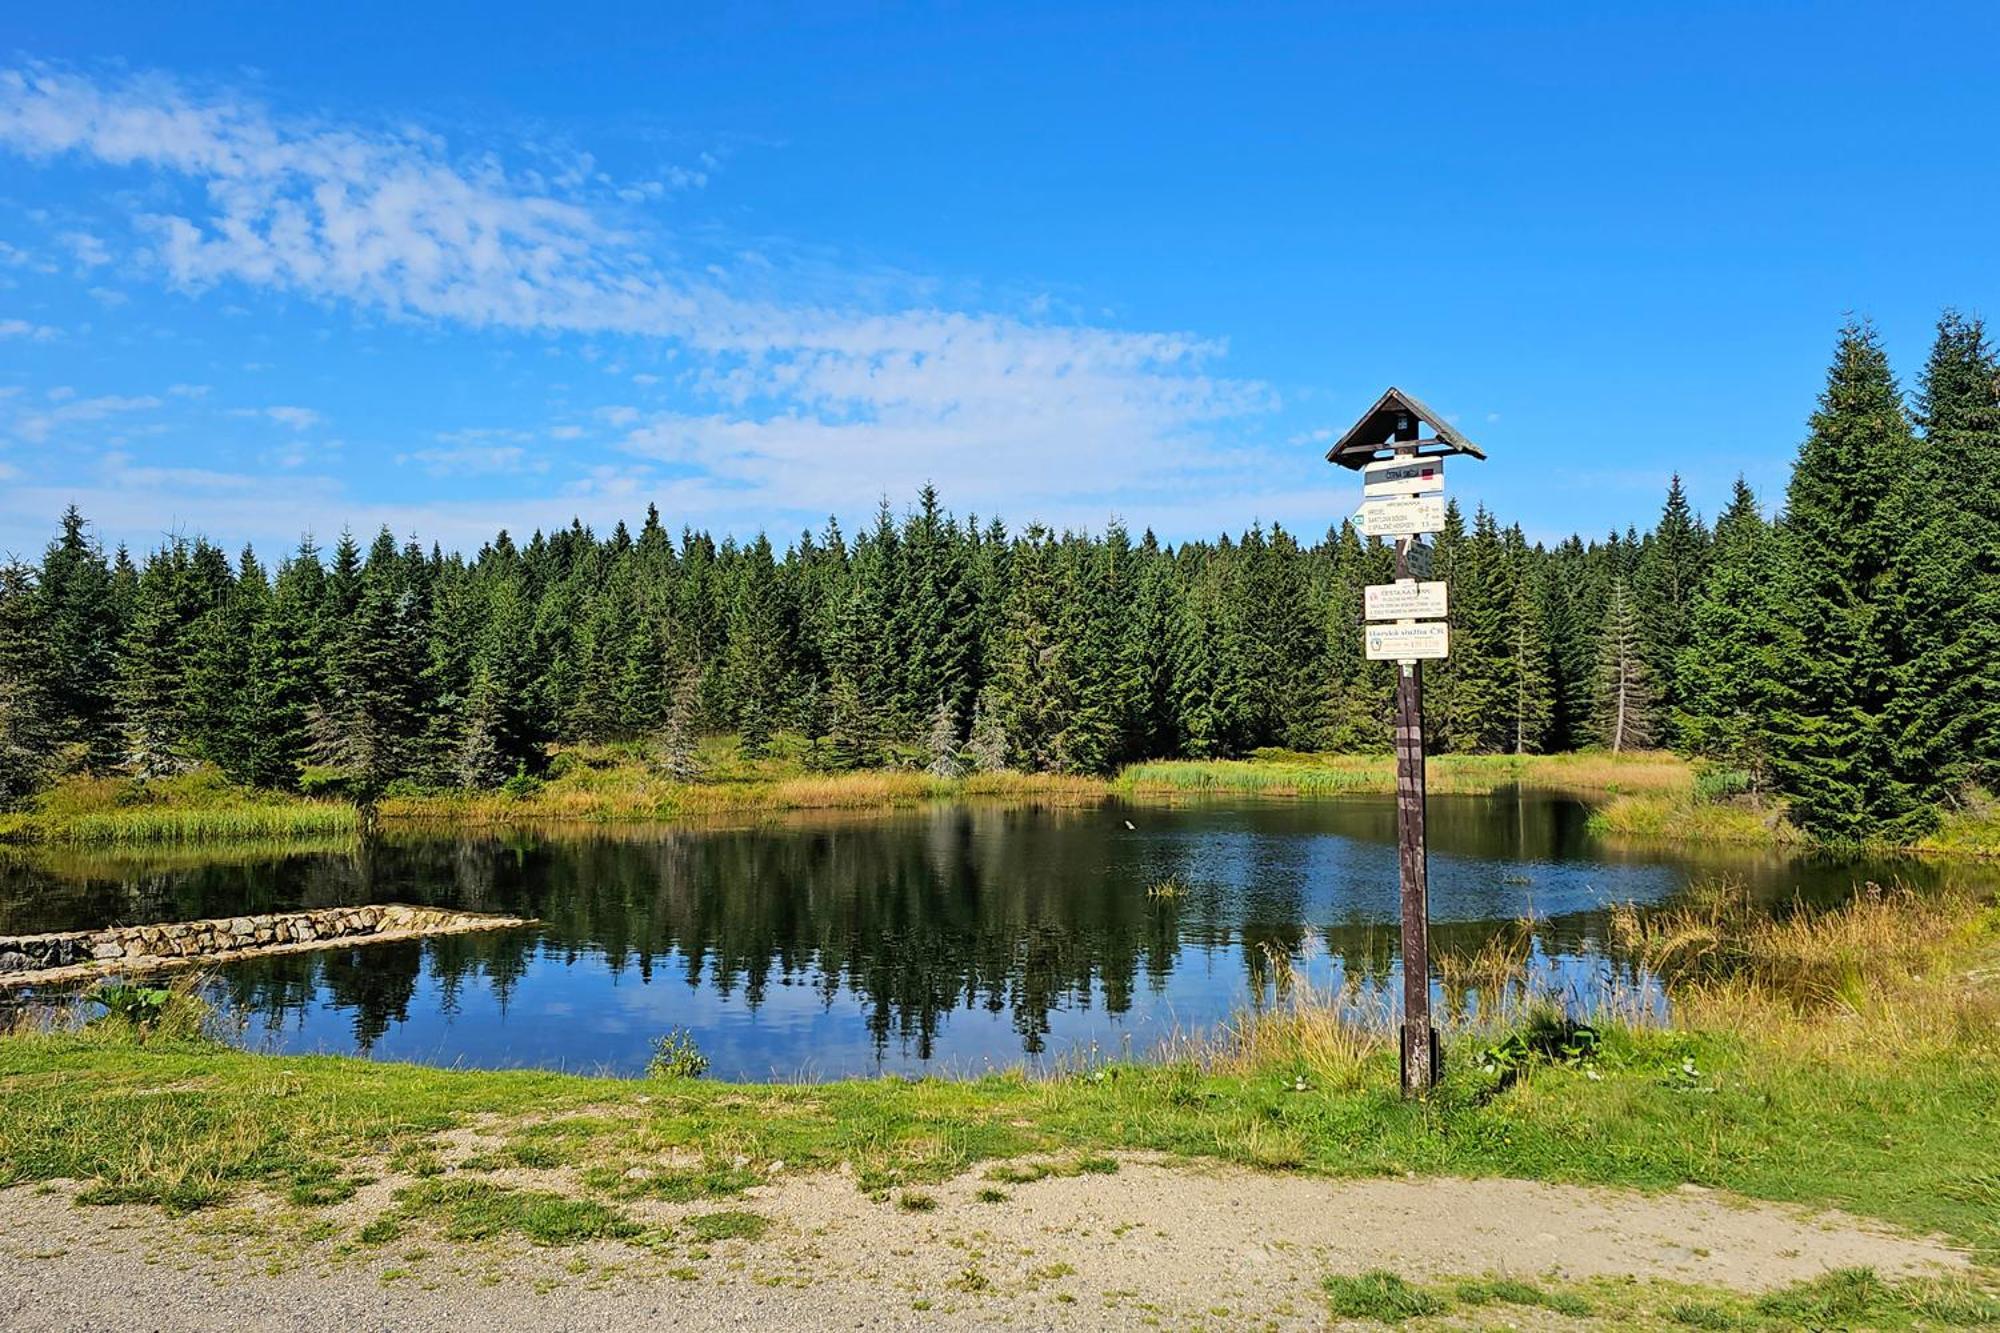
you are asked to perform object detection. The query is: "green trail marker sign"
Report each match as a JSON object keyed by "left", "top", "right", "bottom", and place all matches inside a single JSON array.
[{"left": 1326, "top": 387, "right": 1486, "bottom": 1099}]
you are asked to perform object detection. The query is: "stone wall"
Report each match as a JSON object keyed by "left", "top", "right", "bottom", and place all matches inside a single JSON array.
[{"left": 0, "top": 905, "right": 521, "bottom": 982}]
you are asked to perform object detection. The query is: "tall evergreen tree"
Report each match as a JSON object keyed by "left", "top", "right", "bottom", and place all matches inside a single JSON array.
[
  {"left": 1676, "top": 479, "right": 1781, "bottom": 784},
  {"left": 0, "top": 562, "right": 58, "bottom": 806},
  {"left": 38, "top": 506, "right": 123, "bottom": 769},
  {"left": 1883, "top": 312, "right": 2000, "bottom": 809},
  {"left": 1592, "top": 575, "right": 1654, "bottom": 752},
  {"left": 1766, "top": 322, "right": 1918, "bottom": 837},
  {"left": 1636, "top": 475, "right": 1709, "bottom": 747},
  {"left": 1507, "top": 533, "right": 1556, "bottom": 754}
]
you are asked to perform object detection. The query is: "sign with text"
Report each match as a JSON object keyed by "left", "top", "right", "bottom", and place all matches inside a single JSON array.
[
  {"left": 1355, "top": 494, "right": 1446, "bottom": 538},
  {"left": 1362, "top": 457, "right": 1445, "bottom": 498},
  {"left": 1365, "top": 621, "right": 1450, "bottom": 661},
  {"left": 1365, "top": 580, "right": 1448, "bottom": 621}
]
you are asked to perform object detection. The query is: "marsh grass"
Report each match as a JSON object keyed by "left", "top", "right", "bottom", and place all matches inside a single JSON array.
[
  {"left": 1121, "top": 748, "right": 1691, "bottom": 801},
  {"left": 1, "top": 770, "right": 357, "bottom": 845}
]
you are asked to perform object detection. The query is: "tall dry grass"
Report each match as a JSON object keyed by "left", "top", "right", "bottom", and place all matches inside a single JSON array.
[
  {"left": 1613, "top": 880, "right": 2000, "bottom": 1059},
  {"left": 1119, "top": 750, "right": 1692, "bottom": 800}
]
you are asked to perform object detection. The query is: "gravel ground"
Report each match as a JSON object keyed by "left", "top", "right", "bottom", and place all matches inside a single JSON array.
[{"left": 0, "top": 1161, "right": 1971, "bottom": 1331}]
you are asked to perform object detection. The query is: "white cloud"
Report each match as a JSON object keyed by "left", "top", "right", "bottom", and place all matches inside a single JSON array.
[
  {"left": 0, "top": 62, "right": 1275, "bottom": 526},
  {"left": 0, "top": 316, "right": 57, "bottom": 339},
  {"left": 227, "top": 404, "right": 325, "bottom": 430},
  {"left": 397, "top": 444, "right": 540, "bottom": 477},
  {"left": 14, "top": 393, "right": 161, "bottom": 442},
  {"left": 62, "top": 230, "right": 110, "bottom": 267}
]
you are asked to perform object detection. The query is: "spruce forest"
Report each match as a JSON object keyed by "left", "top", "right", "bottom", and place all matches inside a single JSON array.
[{"left": 3, "top": 317, "right": 1996, "bottom": 842}]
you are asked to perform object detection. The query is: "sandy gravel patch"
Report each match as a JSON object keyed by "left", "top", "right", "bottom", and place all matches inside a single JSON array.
[{"left": 0, "top": 1158, "right": 1971, "bottom": 1331}]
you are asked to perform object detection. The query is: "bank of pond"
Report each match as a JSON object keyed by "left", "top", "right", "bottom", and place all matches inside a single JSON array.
[{"left": 4, "top": 787, "right": 1990, "bottom": 1081}]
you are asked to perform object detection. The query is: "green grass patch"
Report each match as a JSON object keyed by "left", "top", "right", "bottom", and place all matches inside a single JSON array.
[
  {"left": 685, "top": 1210, "right": 768, "bottom": 1243},
  {"left": 2, "top": 770, "right": 357, "bottom": 846},
  {"left": 392, "top": 1179, "right": 640, "bottom": 1246},
  {"left": 1322, "top": 1271, "right": 1448, "bottom": 1322},
  {"left": 1455, "top": 1276, "right": 1593, "bottom": 1317}
]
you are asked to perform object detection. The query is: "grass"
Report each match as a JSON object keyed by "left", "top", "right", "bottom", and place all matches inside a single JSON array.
[
  {"left": 1322, "top": 1271, "right": 1448, "bottom": 1321},
  {"left": 1318, "top": 1268, "right": 2000, "bottom": 1329},
  {"left": 3, "top": 742, "right": 1690, "bottom": 848},
  {"left": 1119, "top": 747, "right": 1694, "bottom": 800},
  {"left": 0, "top": 770, "right": 357, "bottom": 846},
  {"left": 13, "top": 743, "right": 1983, "bottom": 860},
  {"left": 1, "top": 885, "right": 1995, "bottom": 1270},
  {"left": 1587, "top": 790, "right": 1806, "bottom": 846},
  {"left": 392, "top": 1178, "right": 641, "bottom": 1246}
]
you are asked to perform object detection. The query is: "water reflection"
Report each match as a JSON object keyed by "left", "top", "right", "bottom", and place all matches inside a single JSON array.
[{"left": 1, "top": 794, "right": 1973, "bottom": 1079}]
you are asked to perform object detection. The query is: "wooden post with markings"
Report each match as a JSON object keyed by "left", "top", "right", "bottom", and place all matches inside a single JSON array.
[
  {"left": 1390, "top": 459, "right": 1434, "bottom": 1095},
  {"left": 1325, "top": 388, "right": 1485, "bottom": 1099}
]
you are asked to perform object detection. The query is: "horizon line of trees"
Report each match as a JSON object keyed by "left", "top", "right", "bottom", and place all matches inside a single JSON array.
[{"left": 1, "top": 313, "right": 1995, "bottom": 841}]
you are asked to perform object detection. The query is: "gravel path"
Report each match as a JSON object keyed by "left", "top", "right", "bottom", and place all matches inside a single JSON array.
[{"left": 0, "top": 1161, "right": 1970, "bottom": 1330}]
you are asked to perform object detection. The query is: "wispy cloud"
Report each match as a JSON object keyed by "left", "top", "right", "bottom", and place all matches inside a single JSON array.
[
  {"left": 0, "top": 316, "right": 58, "bottom": 340},
  {"left": 228, "top": 404, "right": 325, "bottom": 430},
  {"left": 13, "top": 392, "right": 161, "bottom": 443},
  {"left": 0, "top": 60, "right": 1281, "bottom": 543}
]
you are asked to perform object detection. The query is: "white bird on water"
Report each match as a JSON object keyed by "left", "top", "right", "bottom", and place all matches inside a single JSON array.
[{"left": 1123, "top": 820, "right": 1135, "bottom": 830}]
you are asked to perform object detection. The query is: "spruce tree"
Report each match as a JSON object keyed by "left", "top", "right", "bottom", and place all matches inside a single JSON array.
[
  {"left": 924, "top": 695, "right": 965, "bottom": 778},
  {"left": 1883, "top": 311, "right": 2000, "bottom": 810},
  {"left": 965, "top": 687, "right": 1010, "bottom": 772},
  {"left": 311, "top": 532, "right": 427, "bottom": 815},
  {"left": 1446, "top": 508, "right": 1514, "bottom": 752},
  {"left": 242, "top": 540, "right": 326, "bottom": 789},
  {"left": 723, "top": 534, "right": 790, "bottom": 759},
  {"left": 38, "top": 506, "right": 122, "bottom": 769},
  {"left": 118, "top": 540, "right": 199, "bottom": 778},
  {"left": 1767, "top": 322, "right": 1917, "bottom": 837},
  {"left": 1507, "top": 534, "right": 1556, "bottom": 754},
  {"left": 1592, "top": 576, "right": 1655, "bottom": 752},
  {"left": 0, "top": 561, "right": 58, "bottom": 806},
  {"left": 1635, "top": 476, "right": 1708, "bottom": 747},
  {"left": 1676, "top": 479, "right": 1781, "bottom": 785},
  {"left": 653, "top": 664, "right": 706, "bottom": 781}
]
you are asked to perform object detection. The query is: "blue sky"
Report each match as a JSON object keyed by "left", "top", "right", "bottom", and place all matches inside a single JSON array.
[{"left": 3, "top": 2, "right": 1997, "bottom": 557}]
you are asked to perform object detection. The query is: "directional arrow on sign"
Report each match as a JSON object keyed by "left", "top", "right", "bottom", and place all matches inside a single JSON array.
[{"left": 1355, "top": 495, "right": 1446, "bottom": 538}]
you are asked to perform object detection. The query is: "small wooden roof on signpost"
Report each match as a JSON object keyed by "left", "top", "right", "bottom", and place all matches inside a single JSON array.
[{"left": 1325, "top": 386, "right": 1485, "bottom": 470}]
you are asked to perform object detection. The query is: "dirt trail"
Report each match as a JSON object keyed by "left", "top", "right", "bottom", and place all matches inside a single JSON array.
[{"left": 0, "top": 1159, "right": 1970, "bottom": 1331}]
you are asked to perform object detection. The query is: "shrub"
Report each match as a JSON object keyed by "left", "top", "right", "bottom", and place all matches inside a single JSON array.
[
  {"left": 1693, "top": 765, "right": 1753, "bottom": 803},
  {"left": 646, "top": 1028, "right": 709, "bottom": 1080}
]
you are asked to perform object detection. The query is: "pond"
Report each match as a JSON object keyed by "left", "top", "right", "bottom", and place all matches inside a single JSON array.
[{"left": 1, "top": 793, "right": 1978, "bottom": 1080}]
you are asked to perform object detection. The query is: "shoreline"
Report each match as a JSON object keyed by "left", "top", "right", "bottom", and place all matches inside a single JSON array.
[{"left": 2, "top": 748, "right": 1995, "bottom": 859}]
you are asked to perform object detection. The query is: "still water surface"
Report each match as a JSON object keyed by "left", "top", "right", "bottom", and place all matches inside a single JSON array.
[{"left": 1, "top": 794, "right": 1975, "bottom": 1079}]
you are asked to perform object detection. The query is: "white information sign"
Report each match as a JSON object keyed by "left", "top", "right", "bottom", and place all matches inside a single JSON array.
[
  {"left": 1365, "top": 580, "right": 1448, "bottom": 621},
  {"left": 1355, "top": 495, "right": 1446, "bottom": 538},
  {"left": 1362, "top": 458, "right": 1445, "bottom": 498},
  {"left": 1364, "top": 621, "right": 1450, "bottom": 662}
]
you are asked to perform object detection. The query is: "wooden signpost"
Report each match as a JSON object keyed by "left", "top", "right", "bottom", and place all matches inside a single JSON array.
[{"left": 1326, "top": 387, "right": 1486, "bottom": 1099}]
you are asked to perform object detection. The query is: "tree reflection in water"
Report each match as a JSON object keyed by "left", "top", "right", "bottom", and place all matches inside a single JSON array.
[{"left": 2, "top": 795, "right": 1968, "bottom": 1078}]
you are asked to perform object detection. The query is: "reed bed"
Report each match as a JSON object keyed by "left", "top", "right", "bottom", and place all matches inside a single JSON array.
[{"left": 1118, "top": 749, "right": 1693, "bottom": 800}]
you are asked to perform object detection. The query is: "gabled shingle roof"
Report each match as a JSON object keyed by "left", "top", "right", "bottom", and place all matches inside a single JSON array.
[{"left": 1325, "top": 387, "right": 1485, "bottom": 469}]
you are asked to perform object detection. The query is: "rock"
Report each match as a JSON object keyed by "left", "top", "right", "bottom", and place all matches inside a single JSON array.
[
  {"left": 90, "top": 941, "right": 125, "bottom": 960},
  {"left": 0, "top": 951, "right": 27, "bottom": 974}
]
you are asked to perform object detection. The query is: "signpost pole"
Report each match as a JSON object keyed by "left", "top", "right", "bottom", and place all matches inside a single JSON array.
[
  {"left": 1391, "top": 449, "right": 1436, "bottom": 1098},
  {"left": 1326, "top": 387, "right": 1480, "bottom": 1099}
]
